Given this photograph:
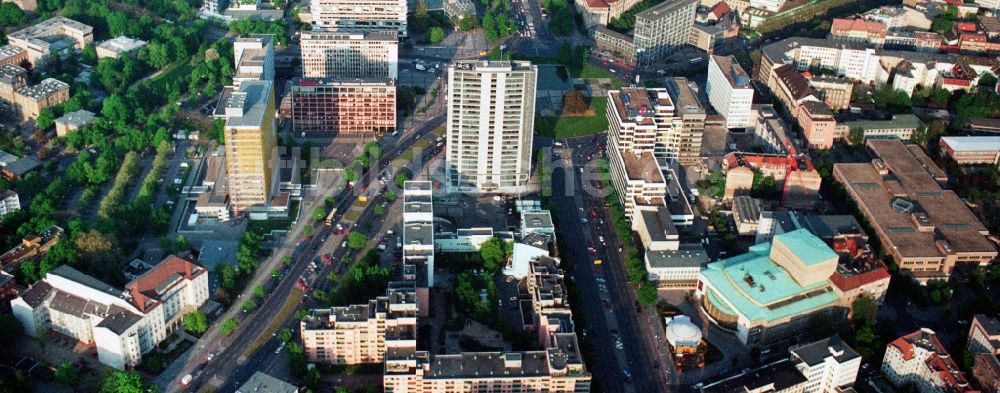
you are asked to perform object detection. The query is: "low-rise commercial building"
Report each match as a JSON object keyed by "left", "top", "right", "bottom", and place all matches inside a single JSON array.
[
  {"left": 95, "top": 36, "right": 147, "bottom": 59},
  {"left": 7, "top": 17, "right": 93, "bottom": 66},
  {"left": 833, "top": 139, "right": 997, "bottom": 282},
  {"left": 12, "top": 255, "right": 209, "bottom": 370},
  {"left": 54, "top": 109, "right": 96, "bottom": 137},
  {"left": 309, "top": 0, "right": 407, "bottom": 37},
  {"left": 732, "top": 195, "right": 760, "bottom": 236},
  {"left": 938, "top": 136, "right": 1000, "bottom": 165},
  {"left": 290, "top": 78, "right": 396, "bottom": 135},
  {"left": 882, "top": 328, "right": 978, "bottom": 393}
]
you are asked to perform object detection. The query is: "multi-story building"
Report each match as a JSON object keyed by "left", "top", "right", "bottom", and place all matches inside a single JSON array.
[
  {"left": 11, "top": 255, "right": 208, "bottom": 370},
  {"left": 15, "top": 78, "right": 69, "bottom": 120},
  {"left": 290, "top": 78, "right": 396, "bottom": 135},
  {"left": 833, "top": 139, "right": 997, "bottom": 283},
  {"left": 664, "top": 78, "right": 706, "bottom": 165},
  {"left": 233, "top": 35, "right": 275, "bottom": 86},
  {"left": 402, "top": 181, "right": 435, "bottom": 289},
  {"left": 829, "top": 18, "right": 887, "bottom": 47},
  {"left": 236, "top": 372, "right": 299, "bottom": 393},
  {"left": 807, "top": 75, "right": 853, "bottom": 111},
  {"left": 702, "top": 335, "right": 861, "bottom": 392},
  {"left": 54, "top": 109, "right": 96, "bottom": 137},
  {"left": 309, "top": 0, "right": 407, "bottom": 37},
  {"left": 95, "top": 36, "right": 147, "bottom": 59},
  {"left": 594, "top": 26, "right": 637, "bottom": 66},
  {"left": 968, "top": 314, "right": 1000, "bottom": 393},
  {"left": 201, "top": 0, "right": 229, "bottom": 14},
  {"left": 0, "top": 45, "right": 28, "bottom": 67},
  {"left": 301, "top": 30, "right": 398, "bottom": 80},
  {"left": 634, "top": 0, "right": 697, "bottom": 65},
  {"left": 0, "top": 63, "right": 27, "bottom": 116},
  {"left": 221, "top": 80, "right": 278, "bottom": 215},
  {"left": 301, "top": 282, "right": 418, "bottom": 364},
  {"left": 789, "top": 336, "right": 862, "bottom": 393},
  {"left": 445, "top": 60, "right": 537, "bottom": 193},
  {"left": 731, "top": 195, "right": 760, "bottom": 236},
  {"left": 769, "top": 64, "right": 819, "bottom": 113},
  {"left": 634, "top": 204, "right": 708, "bottom": 288},
  {"left": 7, "top": 17, "right": 93, "bottom": 66},
  {"left": 442, "top": 0, "right": 475, "bottom": 20},
  {"left": 836, "top": 114, "right": 923, "bottom": 142},
  {"left": 0, "top": 190, "right": 19, "bottom": 217},
  {"left": 0, "top": 226, "right": 63, "bottom": 272},
  {"left": 0, "top": 271, "right": 16, "bottom": 314},
  {"left": 796, "top": 100, "right": 837, "bottom": 149},
  {"left": 696, "top": 229, "right": 845, "bottom": 349},
  {"left": 882, "top": 328, "right": 978, "bottom": 393},
  {"left": 576, "top": 0, "right": 643, "bottom": 30},
  {"left": 938, "top": 136, "right": 1000, "bottom": 165},
  {"left": 706, "top": 55, "right": 754, "bottom": 129}
]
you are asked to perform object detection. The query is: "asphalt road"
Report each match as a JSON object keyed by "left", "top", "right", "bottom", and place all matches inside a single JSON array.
[{"left": 549, "top": 136, "right": 668, "bottom": 393}]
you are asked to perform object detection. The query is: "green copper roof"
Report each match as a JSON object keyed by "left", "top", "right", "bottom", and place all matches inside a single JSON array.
[
  {"left": 775, "top": 229, "right": 839, "bottom": 266},
  {"left": 700, "top": 230, "right": 839, "bottom": 323}
]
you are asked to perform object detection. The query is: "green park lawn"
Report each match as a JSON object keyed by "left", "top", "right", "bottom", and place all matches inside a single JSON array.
[{"left": 535, "top": 97, "right": 609, "bottom": 138}]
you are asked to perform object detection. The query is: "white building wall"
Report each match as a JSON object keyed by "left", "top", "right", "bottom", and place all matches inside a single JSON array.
[
  {"left": 11, "top": 298, "right": 42, "bottom": 337},
  {"left": 707, "top": 57, "right": 755, "bottom": 129}
]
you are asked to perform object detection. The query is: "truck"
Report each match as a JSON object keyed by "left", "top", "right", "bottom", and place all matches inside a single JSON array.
[{"left": 324, "top": 208, "right": 338, "bottom": 226}]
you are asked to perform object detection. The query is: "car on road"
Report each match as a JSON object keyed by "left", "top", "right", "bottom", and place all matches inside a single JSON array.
[{"left": 622, "top": 368, "right": 632, "bottom": 382}]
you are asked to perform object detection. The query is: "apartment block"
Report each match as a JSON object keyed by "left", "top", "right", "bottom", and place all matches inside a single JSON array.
[
  {"left": 634, "top": 0, "right": 697, "bottom": 65},
  {"left": 833, "top": 139, "right": 997, "bottom": 283},
  {"left": 796, "top": 101, "right": 837, "bottom": 149},
  {"left": 706, "top": 55, "right": 754, "bottom": 129},
  {"left": 233, "top": 35, "right": 275, "bottom": 86},
  {"left": 301, "top": 30, "right": 398, "bottom": 80},
  {"left": 95, "top": 36, "right": 147, "bottom": 59},
  {"left": 968, "top": 314, "right": 1000, "bottom": 393},
  {"left": 309, "top": 0, "right": 407, "bottom": 37},
  {"left": 11, "top": 256, "right": 208, "bottom": 370},
  {"left": 0, "top": 190, "right": 19, "bottom": 217},
  {"left": 938, "top": 136, "right": 1000, "bottom": 165},
  {"left": 221, "top": 80, "right": 278, "bottom": 215},
  {"left": 402, "top": 181, "right": 435, "bottom": 289},
  {"left": 807, "top": 75, "right": 853, "bottom": 111},
  {"left": 697, "top": 229, "right": 847, "bottom": 348},
  {"left": 290, "top": 78, "right": 396, "bottom": 135},
  {"left": 445, "top": 61, "right": 537, "bottom": 193},
  {"left": 16, "top": 78, "right": 70, "bottom": 120},
  {"left": 0, "top": 226, "right": 63, "bottom": 272},
  {"left": 8, "top": 17, "right": 93, "bottom": 66},
  {"left": 0, "top": 45, "right": 28, "bottom": 67},
  {"left": 882, "top": 328, "right": 977, "bottom": 393},
  {"left": 702, "top": 336, "right": 860, "bottom": 393}
]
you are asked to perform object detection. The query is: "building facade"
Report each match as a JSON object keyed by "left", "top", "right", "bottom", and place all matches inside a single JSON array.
[
  {"left": 445, "top": 61, "right": 537, "bottom": 193},
  {"left": 938, "top": 136, "right": 1000, "bottom": 165},
  {"left": 291, "top": 78, "right": 396, "bottom": 135},
  {"left": 706, "top": 55, "right": 754, "bottom": 129},
  {"left": 233, "top": 35, "right": 275, "bottom": 86},
  {"left": 7, "top": 17, "right": 93, "bottom": 66},
  {"left": 15, "top": 77, "right": 69, "bottom": 120},
  {"left": 882, "top": 328, "right": 978, "bottom": 393},
  {"left": 222, "top": 80, "right": 278, "bottom": 215},
  {"left": 309, "top": 0, "right": 407, "bottom": 36},
  {"left": 634, "top": 0, "right": 698, "bottom": 65},
  {"left": 301, "top": 30, "right": 399, "bottom": 80},
  {"left": 0, "top": 190, "right": 19, "bottom": 217}
]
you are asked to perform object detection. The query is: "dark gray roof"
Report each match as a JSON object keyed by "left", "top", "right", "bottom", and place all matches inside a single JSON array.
[
  {"left": 49, "top": 265, "right": 120, "bottom": 298},
  {"left": 790, "top": 335, "right": 860, "bottom": 366},
  {"left": 2, "top": 156, "right": 41, "bottom": 177},
  {"left": 800, "top": 214, "right": 864, "bottom": 239},
  {"left": 18, "top": 281, "right": 52, "bottom": 308},
  {"left": 95, "top": 305, "right": 143, "bottom": 334},
  {"left": 236, "top": 372, "right": 298, "bottom": 393},
  {"left": 701, "top": 359, "right": 807, "bottom": 393}
]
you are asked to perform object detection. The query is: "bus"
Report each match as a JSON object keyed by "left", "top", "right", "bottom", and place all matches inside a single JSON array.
[{"left": 324, "top": 208, "right": 338, "bottom": 226}]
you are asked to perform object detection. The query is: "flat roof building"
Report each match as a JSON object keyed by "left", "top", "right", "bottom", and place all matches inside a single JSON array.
[
  {"left": 221, "top": 80, "right": 278, "bottom": 216},
  {"left": 301, "top": 30, "right": 399, "bottom": 80},
  {"left": 706, "top": 55, "right": 754, "bottom": 129},
  {"left": 95, "top": 36, "right": 147, "bottom": 59},
  {"left": 235, "top": 372, "right": 298, "bottom": 393},
  {"left": 833, "top": 139, "right": 996, "bottom": 283},
  {"left": 939, "top": 136, "right": 1000, "bottom": 165},
  {"left": 8, "top": 17, "right": 93, "bottom": 66},
  {"left": 0, "top": 45, "right": 28, "bottom": 68},
  {"left": 15, "top": 77, "right": 69, "bottom": 120},
  {"left": 309, "top": 0, "right": 407, "bottom": 36},
  {"left": 54, "top": 109, "right": 96, "bottom": 137},
  {"left": 233, "top": 35, "right": 275, "bottom": 86},
  {"left": 634, "top": 0, "right": 698, "bottom": 64}
]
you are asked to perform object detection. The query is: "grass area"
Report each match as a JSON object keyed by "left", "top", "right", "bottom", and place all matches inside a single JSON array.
[
  {"left": 243, "top": 287, "right": 304, "bottom": 358},
  {"left": 432, "top": 125, "right": 446, "bottom": 136},
  {"left": 149, "top": 62, "right": 194, "bottom": 92},
  {"left": 535, "top": 97, "right": 609, "bottom": 138},
  {"left": 578, "top": 64, "right": 615, "bottom": 79}
]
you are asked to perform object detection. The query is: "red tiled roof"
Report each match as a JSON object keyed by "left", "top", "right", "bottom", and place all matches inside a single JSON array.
[
  {"left": 711, "top": 2, "right": 730, "bottom": 18},
  {"left": 956, "top": 22, "right": 977, "bottom": 32},
  {"left": 829, "top": 261, "right": 891, "bottom": 291},
  {"left": 126, "top": 254, "right": 205, "bottom": 313},
  {"left": 831, "top": 18, "right": 886, "bottom": 36}
]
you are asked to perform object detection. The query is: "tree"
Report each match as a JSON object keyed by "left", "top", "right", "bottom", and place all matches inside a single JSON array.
[
  {"left": 374, "top": 205, "right": 385, "bottom": 216},
  {"left": 385, "top": 191, "right": 396, "bottom": 202},
  {"left": 182, "top": 311, "right": 209, "bottom": 335},
  {"left": 279, "top": 328, "right": 294, "bottom": 343},
  {"left": 348, "top": 232, "right": 368, "bottom": 249},
  {"left": 303, "top": 225, "right": 313, "bottom": 236},
  {"left": 848, "top": 127, "right": 865, "bottom": 146},
  {"left": 172, "top": 235, "right": 191, "bottom": 253},
  {"left": 480, "top": 237, "right": 506, "bottom": 272},
  {"left": 0, "top": 3, "right": 26, "bottom": 26},
  {"left": 459, "top": 14, "right": 477, "bottom": 31},
  {"left": 36, "top": 108, "right": 57, "bottom": 130},
  {"left": 394, "top": 172, "right": 411, "bottom": 188},
  {"left": 55, "top": 361, "right": 79, "bottom": 386},
  {"left": 220, "top": 318, "right": 239, "bottom": 335},
  {"left": 286, "top": 341, "right": 308, "bottom": 377},
  {"left": 428, "top": 27, "right": 445, "bottom": 44},
  {"left": 415, "top": 0, "right": 428, "bottom": 17},
  {"left": 637, "top": 283, "right": 659, "bottom": 305},
  {"left": 253, "top": 284, "right": 266, "bottom": 299},
  {"left": 242, "top": 299, "right": 258, "bottom": 312},
  {"left": 978, "top": 72, "right": 998, "bottom": 88},
  {"left": 312, "top": 206, "right": 326, "bottom": 221},
  {"left": 100, "top": 371, "right": 145, "bottom": 393},
  {"left": 563, "top": 90, "right": 587, "bottom": 114},
  {"left": 852, "top": 295, "right": 877, "bottom": 326}
]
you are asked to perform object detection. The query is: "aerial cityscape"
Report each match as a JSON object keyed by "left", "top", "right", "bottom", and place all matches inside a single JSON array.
[{"left": 0, "top": 0, "right": 997, "bottom": 391}]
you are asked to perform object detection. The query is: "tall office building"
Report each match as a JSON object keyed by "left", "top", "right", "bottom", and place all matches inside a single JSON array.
[
  {"left": 222, "top": 80, "right": 277, "bottom": 214},
  {"left": 706, "top": 55, "right": 754, "bottom": 129},
  {"left": 233, "top": 35, "right": 275, "bottom": 86},
  {"left": 301, "top": 30, "right": 399, "bottom": 79},
  {"left": 634, "top": 0, "right": 697, "bottom": 65},
  {"left": 309, "top": 0, "right": 407, "bottom": 37},
  {"left": 445, "top": 60, "right": 537, "bottom": 193}
]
